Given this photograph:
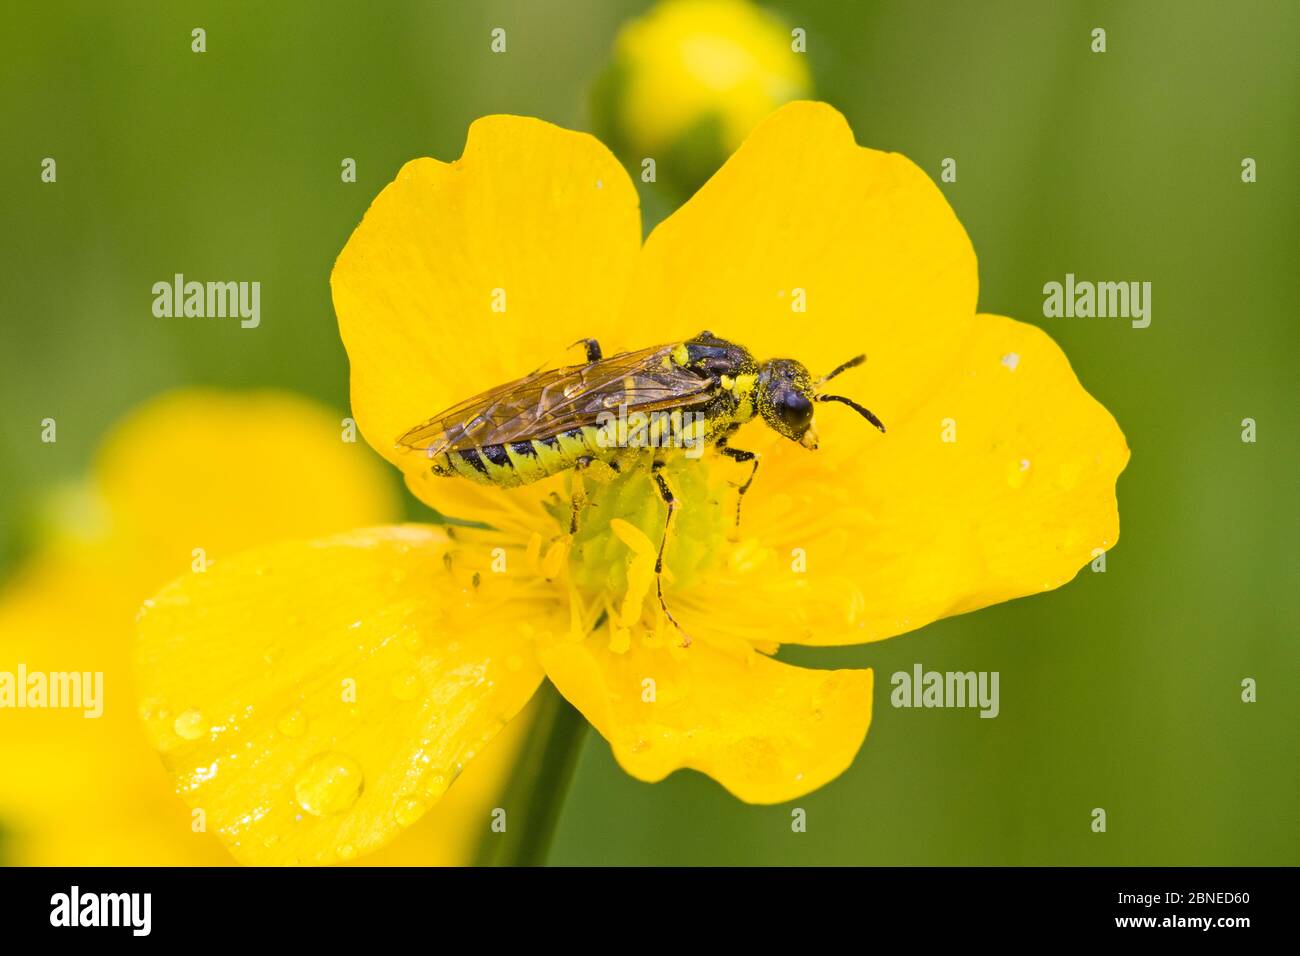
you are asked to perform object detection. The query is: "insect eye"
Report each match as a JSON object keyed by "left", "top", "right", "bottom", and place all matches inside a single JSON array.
[{"left": 777, "top": 390, "right": 813, "bottom": 429}]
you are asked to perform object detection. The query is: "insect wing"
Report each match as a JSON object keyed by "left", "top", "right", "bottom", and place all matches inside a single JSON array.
[
  {"left": 395, "top": 370, "right": 551, "bottom": 458},
  {"left": 396, "top": 343, "right": 714, "bottom": 454}
]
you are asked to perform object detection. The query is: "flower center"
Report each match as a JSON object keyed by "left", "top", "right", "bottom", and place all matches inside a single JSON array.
[{"left": 565, "top": 456, "right": 732, "bottom": 608}]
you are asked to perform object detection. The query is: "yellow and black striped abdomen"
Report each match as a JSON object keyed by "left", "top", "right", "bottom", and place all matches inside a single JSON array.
[{"left": 431, "top": 425, "right": 618, "bottom": 487}]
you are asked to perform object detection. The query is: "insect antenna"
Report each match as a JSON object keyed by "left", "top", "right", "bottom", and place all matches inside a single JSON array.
[
  {"left": 815, "top": 353, "right": 866, "bottom": 386},
  {"left": 816, "top": 394, "right": 886, "bottom": 433}
]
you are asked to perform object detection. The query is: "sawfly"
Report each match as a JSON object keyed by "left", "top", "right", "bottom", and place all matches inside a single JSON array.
[{"left": 398, "top": 330, "right": 885, "bottom": 638}]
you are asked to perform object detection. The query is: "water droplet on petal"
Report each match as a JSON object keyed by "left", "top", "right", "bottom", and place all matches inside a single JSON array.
[
  {"left": 422, "top": 773, "right": 448, "bottom": 799},
  {"left": 294, "top": 752, "right": 364, "bottom": 816},
  {"left": 394, "top": 795, "right": 426, "bottom": 827},
  {"left": 173, "top": 709, "right": 208, "bottom": 740},
  {"left": 337, "top": 843, "right": 357, "bottom": 861}
]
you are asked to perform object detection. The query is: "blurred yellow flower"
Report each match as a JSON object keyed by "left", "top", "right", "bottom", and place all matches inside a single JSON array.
[
  {"left": 0, "top": 389, "right": 525, "bottom": 866},
  {"left": 136, "top": 102, "right": 1127, "bottom": 866},
  {"left": 594, "top": 0, "right": 811, "bottom": 193}
]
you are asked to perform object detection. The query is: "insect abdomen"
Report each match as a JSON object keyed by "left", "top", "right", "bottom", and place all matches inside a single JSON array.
[{"left": 431, "top": 425, "right": 614, "bottom": 487}]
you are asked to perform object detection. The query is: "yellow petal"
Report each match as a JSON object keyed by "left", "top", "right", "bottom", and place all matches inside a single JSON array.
[
  {"left": 627, "top": 99, "right": 979, "bottom": 425},
  {"left": 14, "top": 819, "right": 231, "bottom": 868},
  {"left": 0, "top": 388, "right": 406, "bottom": 865},
  {"left": 95, "top": 389, "right": 399, "bottom": 585},
  {"left": 331, "top": 115, "right": 642, "bottom": 520},
  {"left": 350, "top": 695, "right": 532, "bottom": 867},
  {"left": 135, "top": 525, "right": 554, "bottom": 864},
  {"left": 539, "top": 634, "right": 873, "bottom": 803},
  {"left": 721, "top": 314, "right": 1128, "bottom": 644},
  {"left": 3, "top": 389, "right": 526, "bottom": 866}
]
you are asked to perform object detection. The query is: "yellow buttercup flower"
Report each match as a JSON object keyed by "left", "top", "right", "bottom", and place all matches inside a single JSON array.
[
  {"left": 0, "top": 390, "right": 523, "bottom": 866},
  {"left": 136, "top": 102, "right": 1127, "bottom": 865},
  {"left": 594, "top": 0, "right": 811, "bottom": 192}
]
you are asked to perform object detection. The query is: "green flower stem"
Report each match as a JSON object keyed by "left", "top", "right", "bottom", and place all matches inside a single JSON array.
[{"left": 475, "top": 681, "right": 588, "bottom": 867}]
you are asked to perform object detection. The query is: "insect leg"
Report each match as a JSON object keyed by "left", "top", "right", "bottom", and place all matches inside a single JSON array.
[
  {"left": 718, "top": 443, "right": 761, "bottom": 527},
  {"left": 525, "top": 338, "right": 604, "bottom": 377},
  {"left": 572, "top": 338, "right": 603, "bottom": 364},
  {"left": 650, "top": 463, "right": 690, "bottom": 647},
  {"left": 569, "top": 456, "right": 593, "bottom": 534}
]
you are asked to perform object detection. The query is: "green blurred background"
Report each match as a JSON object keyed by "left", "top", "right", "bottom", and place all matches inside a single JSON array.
[{"left": 1, "top": 0, "right": 1296, "bottom": 864}]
